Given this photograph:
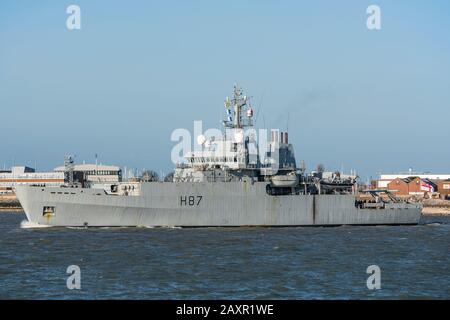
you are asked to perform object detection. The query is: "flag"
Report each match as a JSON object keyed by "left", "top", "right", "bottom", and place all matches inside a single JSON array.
[{"left": 420, "top": 180, "right": 434, "bottom": 192}]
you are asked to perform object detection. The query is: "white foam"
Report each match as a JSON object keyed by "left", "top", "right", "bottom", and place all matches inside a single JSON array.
[
  {"left": 425, "top": 222, "right": 442, "bottom": 227},
  {"left": 137, "top": 225, "right": 155, "bottom": 229},
  {"left": 20, "top": 220, "right": 51, "bottom": 229}
]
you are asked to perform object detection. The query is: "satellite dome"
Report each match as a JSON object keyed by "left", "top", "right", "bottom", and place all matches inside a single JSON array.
[{"left": 197, "top": 134, "right": 206, "bottom": 145}]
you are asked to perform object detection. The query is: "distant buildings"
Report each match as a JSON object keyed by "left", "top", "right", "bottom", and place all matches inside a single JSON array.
[
  {"left": 435, "top": 180, "right": 450, "bottom": 199},
  {"left": 378, "top": 172, "right": 450, "bottom": 199},
  {"left": 387, "top": 177, "right": 436, "bottom": 195},
  {"left": 377, "top": 173, "right": 450, "bottom": 189},
  {"left": 0, "top": 163, "right": 121, "bottom": 194},
  {"left": 0, "top": 166, "right": 64, "bottom": 194}
]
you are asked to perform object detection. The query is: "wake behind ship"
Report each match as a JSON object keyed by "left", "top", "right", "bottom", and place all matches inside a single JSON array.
[{"left": 15, "top": 86, "right": 422, "bottom": 227}]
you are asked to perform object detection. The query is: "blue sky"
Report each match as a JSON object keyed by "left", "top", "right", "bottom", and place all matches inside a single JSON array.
[{"left": 1, "top": 0, "right": 449, "bottom": 180}]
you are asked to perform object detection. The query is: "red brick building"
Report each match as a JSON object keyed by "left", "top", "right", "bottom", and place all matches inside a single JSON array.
[
  {"left": 387, "top": 177, "right": 436, "bottom": 196},
  {"left": 435, "top": 180, "right": 450, "bottom": 199}
]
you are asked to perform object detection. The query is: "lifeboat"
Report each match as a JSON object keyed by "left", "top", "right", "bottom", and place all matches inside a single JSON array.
[{"left": 270, "top": 172, "right": 299, "bottom": 187}]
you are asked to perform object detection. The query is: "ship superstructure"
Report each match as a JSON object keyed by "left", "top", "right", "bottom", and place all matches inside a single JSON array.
[{"left": 173, "top": 85, "right": 296, "bottom": 185}]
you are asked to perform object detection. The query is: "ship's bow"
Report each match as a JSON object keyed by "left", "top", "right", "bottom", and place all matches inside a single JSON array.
[{"left": 14, "top": 186, "right": 33, "bottom": 221}]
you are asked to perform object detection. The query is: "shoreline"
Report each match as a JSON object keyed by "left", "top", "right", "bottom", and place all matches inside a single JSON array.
[
  {"left": 0, "top": 208, "right": 23, "bottom": 212},
  {"left": 422, "top": 207, "right": 450, "bottom": 216}
]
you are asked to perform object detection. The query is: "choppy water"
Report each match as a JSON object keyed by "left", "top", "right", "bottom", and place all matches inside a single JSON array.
[{"left": 0, "top": 212, "right": 449, "bottom": 299}]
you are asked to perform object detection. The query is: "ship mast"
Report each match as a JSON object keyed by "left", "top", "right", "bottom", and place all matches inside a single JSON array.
[
  {"left": 222, "top": 85, "right": 256, "bottom": 169},
  {"left": 223, "top": 85, "right": 253, "bottom": 130}
]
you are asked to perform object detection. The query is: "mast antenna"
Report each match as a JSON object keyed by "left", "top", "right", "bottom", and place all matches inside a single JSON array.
[
  {"left": 64, "top": 155, "right": 75, "bottom": 186},
  {"left": 223, "top": 84, "right": 253, "bottom": 130},
  {"left": 286, "top": 111, "right": 290, "bottom": 132}
]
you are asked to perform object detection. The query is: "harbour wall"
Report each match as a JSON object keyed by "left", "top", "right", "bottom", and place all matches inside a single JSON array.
[{"left": 0, "top": 194, "right": 22, "bottom": 211}]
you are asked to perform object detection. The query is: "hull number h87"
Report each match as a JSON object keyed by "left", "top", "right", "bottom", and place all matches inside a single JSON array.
[{"left": 180, "top": 195, "right": 202, "bottom": 206}]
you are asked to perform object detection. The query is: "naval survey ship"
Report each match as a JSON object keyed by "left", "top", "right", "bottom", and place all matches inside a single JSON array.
[{"left": 15, "top": 86, "right": 422, "bottom": 227}]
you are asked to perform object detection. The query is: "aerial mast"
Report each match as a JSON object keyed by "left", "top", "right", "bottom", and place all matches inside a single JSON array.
[
  {"left": 64, "top": 155, "right": 75, "bottom": 186},
  {"left": 223, "top": 85, "right": 253, "bottom": 130}
]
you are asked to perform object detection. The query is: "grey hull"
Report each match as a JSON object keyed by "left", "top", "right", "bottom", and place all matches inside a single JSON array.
[{"left": 15, "top": 183, "right": 422, "bottom": 227}]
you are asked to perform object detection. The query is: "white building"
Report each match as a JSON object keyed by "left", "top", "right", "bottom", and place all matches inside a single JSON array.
[
  {"left": 0, "top": 163, "right": 122, "bottom": 193},
  {"left": 0, "top": 166, "right": 64, "bottom": 193}
]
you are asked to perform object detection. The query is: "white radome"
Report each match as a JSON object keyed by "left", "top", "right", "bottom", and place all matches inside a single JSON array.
[{"left": 197, "top": 134, "right": 206, "bottom": 145}]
